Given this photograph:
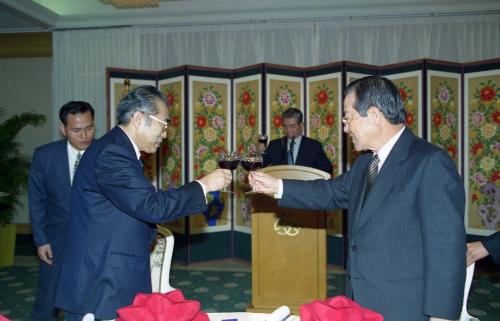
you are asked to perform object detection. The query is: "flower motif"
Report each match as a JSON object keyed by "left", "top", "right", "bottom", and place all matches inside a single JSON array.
[
  {"left": 446, "top": 113, "right": 455, "bottom": 127},
  {"left": 171, "top": 115, "right": 180, "bottom": 128},
  {"left": 492, "top": 171, "right": 500, "bottom": 183},
  {"left": 447, "top": 146, "right": 457, "bottom": 158},
  {"left": 273, "top": 114, "right": 282, "bottom": 128},
  {"left": 203, "top": 159, "right": 217, "bottom": 172},
  {"left": 202, "top": 91, "right": 217, "bottom": 107},
  {"left": 248, "top": 114, "right": 256, "bottom": 127},
  {"left": 471, "top": 143, "right": 484, "bottom": 156},
  {"left": 480, "top": 123, "right": 496, "bottom": 139},
  {"left": 242, "top": 126, "right": 252, "bottom": 141},
  {"left": 196, "top": 145, "right": 208, "bottom": 158},
  {"left": 472, "top": 112, "right": 485, "bottom": 127},
  {"left": 317, "top": 90, "right": 329, "bottom": 105},
  {"left": 479, "top": 157, "right": 495, "bottom": 172},
  {"left": 311, "top": 114, "right": 321, "bottom": 128},
  {"left": 480, "top": 85, "right": 496, "bottom": 102},
  {"left": 492, "top": 111, "right": 500, "bottom": 124},
  {"left": 203, "top": 192, "right": 225, "bottom": 226},
  {"left": 399, "top": 88, "right": 408, "bottom": 101},
  {"left": 326, "top": 114, "right": 335, "bottom": 127},
  {"left": 437, "top": 86, "right": 451, "bottom": 103},
  {"left": 237, "top": 114, "right": 246, "bottom": 128},
  {"left": 318, "top": 125, "right": 330, "bottom": 141},
  {"left": 405, "top": 111, "right": 414, "bottom": 126},
  {"left": 433, "top": 112, "right": 442, "bottom": 127},
  {"left": 203, "top": 127, "right": 218, "bottom": 142},
  {"left": 212, "top": 115, "right": 224, "bottom": 129},
  {"left": 242, "top": 91, "right": 252, "bottom": 105},
  {"left": 472, "top": 172, "right": 487, "bottom": 186},
  {"left": 278, "top": 89, "right": 292, "bottom": 106},
  {"left": 196, "top": 116, "right": 207, "bottom": 128},
  {"left": 167, "top": 158, "right": 176, "bottom": 171},
  {"left": 439, "top": 125, "right": 450, "bottom": 140}
]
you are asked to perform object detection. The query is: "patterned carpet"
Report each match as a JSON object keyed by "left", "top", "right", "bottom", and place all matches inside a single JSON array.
[{"left": 0, "top": 262, "right": 499, "bottom": 321}]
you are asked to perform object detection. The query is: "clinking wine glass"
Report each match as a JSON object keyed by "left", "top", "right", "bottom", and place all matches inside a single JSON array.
[
  {"left": 218, "top": 151, "right": 240, "bottom": 193},
  {"left": 241, "top": 152, "right": 263, "bottom": 194}
]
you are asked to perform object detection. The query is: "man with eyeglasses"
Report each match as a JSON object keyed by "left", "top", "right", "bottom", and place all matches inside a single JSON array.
[
  {"left": 261, "top": 107, "right": 333, "bottom": 174},
  {"left": 54, "top": 85, "right": 232, "bottom": 321},
  {"left": 250, "top": 76, "right": 466, "bottom": 321}
]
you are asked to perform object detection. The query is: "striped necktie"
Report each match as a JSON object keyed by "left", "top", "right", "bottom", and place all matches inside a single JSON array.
[
  {"left": 288, "top": 138, "right": 295, "bottom": 165},
  {"left": 366, "top": 153, "right": 379, "bottom": 191},
  {"left": 72, "top": 152, "right": 81, "bottom": 184}
]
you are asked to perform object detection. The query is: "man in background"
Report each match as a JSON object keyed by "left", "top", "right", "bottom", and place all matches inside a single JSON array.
[
  {"left": 29, "top": 101, "right": 95, "bottom": 321},
  {"left": 250, "top": 76, "right": 466, "bottom": 321},
  {"left": 54, "top": 85, "right": 232, "bottom": 320},
  {"left": 261, "top": 107, "right": 333, "bottom": 174}
]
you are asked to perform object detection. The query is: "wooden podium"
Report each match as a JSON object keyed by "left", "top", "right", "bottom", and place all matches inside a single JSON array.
[{"left": 247, "top": 165, "right": 329, "bottom": 314}]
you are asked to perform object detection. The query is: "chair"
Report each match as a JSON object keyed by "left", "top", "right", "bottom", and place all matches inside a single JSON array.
[
  {"left": 459, "top": 263, "right": 479, "bottom": 321},
  {"left": 150, "top": 225, "right": 176, "bottom": 293}
]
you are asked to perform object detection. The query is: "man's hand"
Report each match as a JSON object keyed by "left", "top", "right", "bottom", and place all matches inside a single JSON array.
[
  {"left": 467, "top": 241, "right": 489, "bottom": 266},
  {"left": 199, "top": 169, "right": 232, "bottom": 192},
  {"left": 37, "top": 244, "right": 53, "bottom": 265},
  {"left": 249, "top": 171, "right": 280, "bottom": 194}
]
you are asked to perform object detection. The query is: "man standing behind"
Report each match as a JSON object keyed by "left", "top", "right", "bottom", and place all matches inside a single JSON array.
[
  {"left": 262, "top": 107, "right": 333, "bottom": 174},
  {"left": 29, "top": 101, "right": 95, "bottom": 321},
  {"left": 250, "top": 76, "right": 466, "bottom": 321},
  {"left": 55, "top": 86, "right": 232, "bottom": 320}
]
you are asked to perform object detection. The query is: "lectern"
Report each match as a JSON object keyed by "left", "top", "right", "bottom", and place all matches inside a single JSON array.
[{"left": 247, "top": 165, "right": 330, "bottom": 314}]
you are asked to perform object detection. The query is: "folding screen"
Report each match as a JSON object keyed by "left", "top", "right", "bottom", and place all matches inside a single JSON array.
[
  {"left": 232, "top": 64, "right": 264, "bottom": 261},
  {"left": 157, "top": 67, "right": 186, "bottom": 235},
  {"left": 382, "top": 60, "right": 424, "bottom": 138},
  {"left": 106, "top": 69, "right": 158, "bottom": 185},
  {"left": 463, "top": 60, "right": 500, "bottom": 235},
  {"left": 343, "top": 62, "right": 378, "bottom": 169},
  {"left": 425, "top": 60, "right": 462, "bottom": 172},
  {"left": 264, "top": 64, "right": 304, "bottom": 140},
  {"left": 107, "top": 58, "right": 499, "bottom": 265}
]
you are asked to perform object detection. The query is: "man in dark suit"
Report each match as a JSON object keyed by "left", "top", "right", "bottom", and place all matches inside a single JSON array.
[
  {"left": 29, "top": 101, "right": 95, "bottom": 321},
  {"left": 54, "top": 86, "right": 231, "bottom": 321},
  {"left": 467, "top": 231, "right": 500, "bottom": 266},
  {"left": 262, "top": 108, "right": 333, "bottom": 174},
  {"left": 250, "top": 76, "right": 466, "bottom": 321}
]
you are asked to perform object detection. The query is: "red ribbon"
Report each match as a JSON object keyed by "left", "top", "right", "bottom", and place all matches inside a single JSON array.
[{"left": 300, "top": 296, "right": 384, "bottom": 321}]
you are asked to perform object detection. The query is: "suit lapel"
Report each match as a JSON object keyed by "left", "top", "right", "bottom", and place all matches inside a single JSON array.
[{"left": 351, "top": 128, "right": 414, "bottom": 237}]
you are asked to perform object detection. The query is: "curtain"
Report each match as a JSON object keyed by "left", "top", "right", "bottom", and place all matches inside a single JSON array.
[{"left": 52, "top": 13, "right": 500, "bottom": 138}]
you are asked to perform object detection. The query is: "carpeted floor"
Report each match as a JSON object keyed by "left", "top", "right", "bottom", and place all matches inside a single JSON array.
[{"left": 1, "top": 253, "right": 499, "bottom": 321}]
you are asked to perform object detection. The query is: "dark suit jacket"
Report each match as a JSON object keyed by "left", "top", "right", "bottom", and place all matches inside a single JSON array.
[
  {"left": 29, "top": 139, "right": 72, "bottom": 319},
  {"left": 279, "top": 128, "right": 466, "bottom": 321},
  {"left": 483, "top": 231, "right": 500, "bottom": 265},
  {"left": 54, "top": 126, "right": 207, "bottom": 319},
  {"left": 263, "top": 136, "right": 333, "bottom": 174}
]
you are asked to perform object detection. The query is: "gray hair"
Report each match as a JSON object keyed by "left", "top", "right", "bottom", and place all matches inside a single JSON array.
[
  {"left": 116, "top": 85, "right": 167, "bottom": 125},
  {"left": 344, "top": 76, "right": 405, "bottom": 125},
  {"left": 281, "top": 107, "right": 303, "bottom": 124}
]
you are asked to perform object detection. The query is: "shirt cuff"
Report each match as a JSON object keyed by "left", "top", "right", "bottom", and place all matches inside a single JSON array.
[
  {"left": 195, "top": 180, "right": 208, "bottom": 203},
  {"left": 275, "top": 179, "right": 283, "bottom": 199}
]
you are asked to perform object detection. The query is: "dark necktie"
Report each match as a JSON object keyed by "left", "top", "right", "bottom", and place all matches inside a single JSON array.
[
  {"left": 288, "top": 138, "right": 295, "bottom": 165},
  {"left": 72, "top": 152, "right": 82, "bottom": 184},
  {"left": 366, "top": 153, "right": 379, "bottom": 190}
]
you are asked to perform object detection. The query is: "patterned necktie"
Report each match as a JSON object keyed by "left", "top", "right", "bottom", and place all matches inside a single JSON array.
[
  {"left": 288, "top": 138, "right": 295, "bottom": 165},
  {"left": 72, "top": 152, "right": 81, "bottom": 184},
  {"left": 366, "top": 153, "right": 379, "bottom": 190}
]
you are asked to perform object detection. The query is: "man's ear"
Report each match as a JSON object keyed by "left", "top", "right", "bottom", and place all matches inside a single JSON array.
[
  {"left": 367, "top": 106, "right": 382, "bottom": 126},
  {"left": 59, "top": 123, "right": 67, "bottom": 137}
]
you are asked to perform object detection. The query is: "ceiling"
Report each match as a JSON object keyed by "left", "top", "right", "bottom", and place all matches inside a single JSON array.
[{"left": 1, "top": 0, "right": 500, "bottom": 33}]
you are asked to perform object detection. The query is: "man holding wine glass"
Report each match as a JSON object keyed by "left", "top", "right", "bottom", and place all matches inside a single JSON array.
[{"left": 261, "top": 107, "right": 333, "bottom": 174}]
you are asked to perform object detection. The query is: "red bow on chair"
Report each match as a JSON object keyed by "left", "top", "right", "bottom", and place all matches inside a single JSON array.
[
  {"left": 0, "top": 314, "right": 11, "bottom": 321},
  {"left": 116, "top": 290, "right": 209, "bottom": 321},
  {"left": 300, "top": 296, "right": 383, "bottom": 321}
]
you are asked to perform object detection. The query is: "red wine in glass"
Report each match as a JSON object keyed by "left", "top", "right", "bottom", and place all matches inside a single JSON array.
[
  {"left": 218, "top": 152, "right": 240, "bottom": 193},
  {"left": 241, "top": 153, "right": 263, "bottom": 194}
]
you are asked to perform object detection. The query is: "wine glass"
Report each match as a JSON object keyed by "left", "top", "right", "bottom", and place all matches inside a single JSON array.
[
  {"left": 257, "top": 134, "right": 268, "bottom": 154},
  {"left": 241, "top": 152, "right": 263, "bottom": 194},
  {"left": 218, "top": 151, "right": 240, "bottom": 193}
]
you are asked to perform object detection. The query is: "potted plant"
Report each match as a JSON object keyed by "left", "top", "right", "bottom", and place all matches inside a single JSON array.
[{"left": 0, "top": 107, "right": 46, "bottom": 267}]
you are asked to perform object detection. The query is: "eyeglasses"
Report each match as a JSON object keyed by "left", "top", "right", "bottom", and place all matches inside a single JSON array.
[{"left": 141, "top": 111, "right": 169, "bottom": 131}]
